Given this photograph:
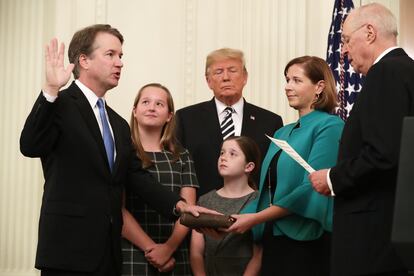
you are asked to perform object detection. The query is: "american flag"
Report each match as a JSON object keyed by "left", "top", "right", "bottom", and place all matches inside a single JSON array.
[{"left": 326, "top": 0, "right": 364, "bottom": 120}]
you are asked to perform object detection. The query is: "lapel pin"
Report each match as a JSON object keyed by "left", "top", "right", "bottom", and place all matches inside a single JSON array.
[{"left": 250, "top": 115, "right": 255, "bottom": 120}]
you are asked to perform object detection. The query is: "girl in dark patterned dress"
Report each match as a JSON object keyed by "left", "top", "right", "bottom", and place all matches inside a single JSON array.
[
  {"left": 190, "top": 136, "right": 262, "bottom": 276},
  {"left": 122, "top": 83, "right": 199, "bottom": 276}
]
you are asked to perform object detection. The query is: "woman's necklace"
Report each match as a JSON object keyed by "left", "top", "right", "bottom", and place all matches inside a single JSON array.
[{"left": 268, "top": 167, "right": 273, "bottom": 207}]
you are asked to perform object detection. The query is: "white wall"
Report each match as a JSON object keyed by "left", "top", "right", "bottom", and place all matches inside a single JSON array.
[{"left": 0, "top": 0, "right": 400, "bottom": 275}]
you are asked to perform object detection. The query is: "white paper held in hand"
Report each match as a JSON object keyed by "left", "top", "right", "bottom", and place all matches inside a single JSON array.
[{"left": 265, "top": 134, "right": 315, "bottom": 173}]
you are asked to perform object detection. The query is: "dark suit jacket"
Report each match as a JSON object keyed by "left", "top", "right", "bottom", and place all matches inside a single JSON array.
[
  {"left": 330, "top": 48, "right": 414, "bottom": 275},
  {"left": 20, "top": 82, "right": 180, "bottom": 273},
  {"left": 176, "top": 98, "right": 283, "bottom": 196}
]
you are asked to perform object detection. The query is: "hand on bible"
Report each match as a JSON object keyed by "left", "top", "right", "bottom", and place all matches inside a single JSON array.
[{"left": 175, "top": 200, "right": 220, "bottom": 217}]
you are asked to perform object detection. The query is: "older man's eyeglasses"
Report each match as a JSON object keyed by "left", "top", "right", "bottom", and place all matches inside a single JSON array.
[{"left": 341, "top": 23, "right": 368, "bottom": 45}]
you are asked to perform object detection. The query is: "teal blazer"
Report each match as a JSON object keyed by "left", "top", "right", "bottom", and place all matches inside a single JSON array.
[{"left": 243, "top": 110, "right": 344, "bottom": 241}]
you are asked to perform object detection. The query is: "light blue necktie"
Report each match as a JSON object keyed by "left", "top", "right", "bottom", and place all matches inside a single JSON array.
[{"left": 97, "top": 98, "right": 114, "bottom": 172}]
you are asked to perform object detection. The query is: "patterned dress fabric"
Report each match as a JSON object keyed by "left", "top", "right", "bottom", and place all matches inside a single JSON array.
[{"left": 122, "top": 149, "right": 199, "bottom": 276}]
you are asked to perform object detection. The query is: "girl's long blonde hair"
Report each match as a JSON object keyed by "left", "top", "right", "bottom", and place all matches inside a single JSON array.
[{"left": 130, "top": 83, "right": 180, "bottom": 168}]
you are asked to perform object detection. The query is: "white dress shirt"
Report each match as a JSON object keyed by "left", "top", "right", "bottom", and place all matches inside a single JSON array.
[
  {"left": 43, "top": 79, "right": 116, "bottom": 159},
  {"left": 214, "top": 97, "right": 244, "bottom": 136}
]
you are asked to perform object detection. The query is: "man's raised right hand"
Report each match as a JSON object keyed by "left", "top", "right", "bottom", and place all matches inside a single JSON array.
[{"left": 43, "top": 38, "right": 75, "bottom": 96}]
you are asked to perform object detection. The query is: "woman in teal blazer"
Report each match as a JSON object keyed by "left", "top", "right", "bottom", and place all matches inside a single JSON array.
[{"left": 227, "top": 56, "right": 344, "bottom": 275}]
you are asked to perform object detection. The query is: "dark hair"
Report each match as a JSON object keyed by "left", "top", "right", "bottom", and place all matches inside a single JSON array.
[
  {"left": 223, "top": 136, "right": 261, "bottom": 190},
  {"left": 130, "top": 83, "right": 180, "bottom": 168},
  {"left": 68, "top": 24, "right": 123, "bottom": 79},
  {"left": 284, "top": 56, "right": 338, "bottom": 113}
]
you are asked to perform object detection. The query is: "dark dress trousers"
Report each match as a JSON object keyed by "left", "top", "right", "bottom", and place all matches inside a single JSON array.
[
  {"left": 176, "top": 98, "right": 283, "bottom": 196},
  {"left": 20, "top": 82, "right": 180, "bottom": 274},
  {"left": 330, "top": 48, "right": 414, "bottom": 275}
]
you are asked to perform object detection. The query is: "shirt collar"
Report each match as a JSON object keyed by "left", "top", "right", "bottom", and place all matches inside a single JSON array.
[
  {"left": 75, "top": 79, "right": 103, "bottom": 108},
  {"left": 214, "top": 97, "right": 244, "bottom": 115},
  {"left": 374, "top": 46, "right": 399, "bottom": 65}
]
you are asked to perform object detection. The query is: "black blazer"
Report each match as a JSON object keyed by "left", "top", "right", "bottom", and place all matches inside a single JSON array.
[
  {"left": 176, "top": 98, "right": 283, "bottom": 196},
  {"left": 20, "top": 82, "right": 180, "bottom": 273},
  {"left": 330, "top": 48, "right": 414, "bottom": 275}
]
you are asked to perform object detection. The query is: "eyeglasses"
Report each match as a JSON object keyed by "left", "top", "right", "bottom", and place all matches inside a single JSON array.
[{"left": 341, "top": 23, "right": 367, "bottom": 45}]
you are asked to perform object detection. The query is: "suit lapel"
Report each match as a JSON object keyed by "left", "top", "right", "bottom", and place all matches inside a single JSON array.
[
  {"left": 204, "top": 99, "right": 224, "bottom": 147},
  {"left": 68, "top": 82, "right": 111, "bottom": 173},
  {"left": 241, "top": 100, "right": 256, "bottom": 136}
]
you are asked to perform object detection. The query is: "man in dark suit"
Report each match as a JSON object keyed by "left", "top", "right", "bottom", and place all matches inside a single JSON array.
[
  {"left": 176, "top": 48, "right": 283, "bottom": 196},
  {"left": 20, "top": 24, "right": 211, "bottom": 276},
  {"left": 309, "top": 3, "right": 413, "bottom": 276}
]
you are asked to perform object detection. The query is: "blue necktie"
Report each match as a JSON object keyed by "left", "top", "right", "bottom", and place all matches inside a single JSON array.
[{"left": 97, "top": 98, "right": 114, "bottom": 172}]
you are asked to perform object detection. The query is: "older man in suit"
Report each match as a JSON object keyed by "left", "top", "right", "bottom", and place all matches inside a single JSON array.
[
  {"left": 20, "top": 24, "right": 211, "bottom": 276},
  {"left": 309, "top": 3, "right": 414, "bottom": 276},
  {"left": 176, "top": 48, "right": 283, "bottom": 196}
]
